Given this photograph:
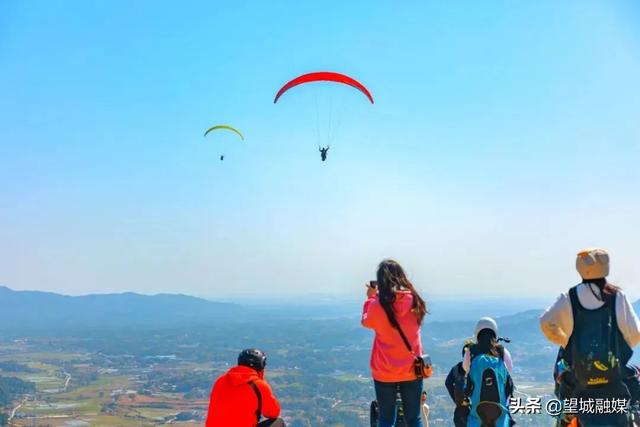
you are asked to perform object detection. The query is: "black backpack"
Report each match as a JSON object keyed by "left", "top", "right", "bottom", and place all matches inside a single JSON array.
[{"left": 566, "top": 285, "right": 631, "bottom": 389}]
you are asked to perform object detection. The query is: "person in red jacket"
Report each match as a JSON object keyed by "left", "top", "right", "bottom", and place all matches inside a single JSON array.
[
  {"left": 206, "top": 348, "right": 286, "bottom": 427},
  {"left": 362, "top": 259, "right": 429, "bottom": 427}
]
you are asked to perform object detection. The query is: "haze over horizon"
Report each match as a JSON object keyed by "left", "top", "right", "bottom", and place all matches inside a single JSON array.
[{"left": 1, "top": 1, "right": 639, "bottom": 300}]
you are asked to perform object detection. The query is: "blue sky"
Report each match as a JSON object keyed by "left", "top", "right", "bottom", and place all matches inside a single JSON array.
[{"left": 1, "top": 0, "right": 639, "bottom": 300}]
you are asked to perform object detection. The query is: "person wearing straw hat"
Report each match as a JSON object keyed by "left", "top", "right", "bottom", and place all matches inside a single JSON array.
[{"left": 540, "top": 248, "right": 640, "bottom": 426}]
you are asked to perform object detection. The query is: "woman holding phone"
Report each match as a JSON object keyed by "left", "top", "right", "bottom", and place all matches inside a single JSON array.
[{"left": 362, "top": 259, "right": 429, "bottom": 427}]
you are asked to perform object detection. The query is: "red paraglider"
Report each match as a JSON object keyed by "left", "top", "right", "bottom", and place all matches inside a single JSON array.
[{"left": 273, "top": 72, "right": 374, "bottom": 104}]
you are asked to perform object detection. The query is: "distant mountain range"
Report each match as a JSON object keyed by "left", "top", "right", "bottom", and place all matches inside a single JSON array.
[
  {"left": 1, "top": 285, "right": 637, "bottom": 336},
  {"left": 0, "top": 286, "right": 242, "bottom": 331}
]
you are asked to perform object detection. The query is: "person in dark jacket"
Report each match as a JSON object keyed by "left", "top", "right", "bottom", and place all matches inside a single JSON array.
[{"left": 445, "top": 343, "right": 471, "bottom": 427}]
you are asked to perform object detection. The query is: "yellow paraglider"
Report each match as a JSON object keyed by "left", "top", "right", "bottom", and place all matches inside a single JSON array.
[
  {"left": 203, "top": 125, "right": 244, "bottom": 140},
  {"left": 204, "top": 125, "right": 244, "bottom": 161}
]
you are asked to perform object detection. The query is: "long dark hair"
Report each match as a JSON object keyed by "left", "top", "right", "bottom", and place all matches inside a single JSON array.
[
  {"left": 376, "top": 259, "right": 427, "bottom": 325},
  {"left": 582, "top": 278, "right": 620, "bottom": 298},
  {"left": 474, "top": 329, "right": 504, "bottom": 358}
]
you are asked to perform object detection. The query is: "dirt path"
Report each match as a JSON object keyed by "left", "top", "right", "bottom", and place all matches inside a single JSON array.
[
  {"left": 62, "top": 369, "right": 72, "bottom": 391},
  {"left": 9, "top": 396, "right": 28, "bottom": 423}
]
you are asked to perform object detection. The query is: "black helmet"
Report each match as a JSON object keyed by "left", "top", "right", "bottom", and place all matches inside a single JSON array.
[{"left": 238, "top": 348, "right": 267, "bottom": 371}]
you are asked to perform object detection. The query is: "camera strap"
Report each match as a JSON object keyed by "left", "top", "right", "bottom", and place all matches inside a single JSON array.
[{"left": 382, "top": 306, "right": 416, "bottom": 356}]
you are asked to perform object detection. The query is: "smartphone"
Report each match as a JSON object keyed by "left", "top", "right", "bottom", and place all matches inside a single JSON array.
[{"left": 369, "top": 280, "right": 378, "bottom": 289}]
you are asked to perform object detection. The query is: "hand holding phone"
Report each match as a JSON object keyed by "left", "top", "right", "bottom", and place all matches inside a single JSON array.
[{"left": 366, "top": 281, "right": 378, "bottom": 298}]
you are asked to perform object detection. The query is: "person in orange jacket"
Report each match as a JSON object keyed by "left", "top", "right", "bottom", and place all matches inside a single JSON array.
[{"left": 206, "top": 348, "right": 286, "bottom": 427}]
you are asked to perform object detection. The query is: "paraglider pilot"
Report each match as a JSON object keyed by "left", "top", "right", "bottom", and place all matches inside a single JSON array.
[{"left": 319, "top": 146, "right": 330, "bottom": 162}]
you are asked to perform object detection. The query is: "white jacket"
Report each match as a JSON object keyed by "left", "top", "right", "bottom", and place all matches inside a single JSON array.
[{"left": 539, "top": 283, "right": 640, "bottom": 348}]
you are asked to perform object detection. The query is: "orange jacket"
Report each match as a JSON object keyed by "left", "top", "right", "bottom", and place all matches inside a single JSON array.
[
  {"left": 205, "top": 365, "right": 281, "bottom": 427},
  {"left": 362, "top": 291, "right": 424, "bottom": 382}
]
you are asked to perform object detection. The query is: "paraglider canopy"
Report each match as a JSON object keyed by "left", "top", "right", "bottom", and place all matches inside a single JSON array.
[
  {"left": 274, "top": 72, "right": 374, "bottom": 104},
  {"left": 203, "top": 125, "right": 244, "bottom": 140},
  {"left": 204, "top": 124, "right": 244, "bottom": 161}
]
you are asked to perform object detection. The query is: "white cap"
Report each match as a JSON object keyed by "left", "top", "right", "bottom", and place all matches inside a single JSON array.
[
  {"left": 474, "top": 317, "right": 498, "bottom": 339},
  {"left": 576, "top": 248, "right": 610, "bottom": 280}
]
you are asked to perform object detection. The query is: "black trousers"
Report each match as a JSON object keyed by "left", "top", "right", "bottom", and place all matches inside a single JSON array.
[
  {"left": 258, "top": 418, "right": 286, "bottom": 427},
  {"left": 453, "top": 406, "right": 469, "bottom": 427}
]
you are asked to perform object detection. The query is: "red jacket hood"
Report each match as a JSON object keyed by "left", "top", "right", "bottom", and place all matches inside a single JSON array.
[{"left": 224, "top": 365, "right": 263, "bottom": 386}]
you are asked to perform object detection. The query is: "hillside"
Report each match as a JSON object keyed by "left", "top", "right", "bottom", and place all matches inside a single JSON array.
[{"left": 0, "top": 286, "right": 241, "bottom": 331}]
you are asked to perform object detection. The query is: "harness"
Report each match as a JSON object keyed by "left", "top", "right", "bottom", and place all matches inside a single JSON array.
[
  {"left": 564, "top": 286, "right": 635, "bottom": 426},
  {"left": 566, "top": 285, "right": 631, "bottom": 389}
]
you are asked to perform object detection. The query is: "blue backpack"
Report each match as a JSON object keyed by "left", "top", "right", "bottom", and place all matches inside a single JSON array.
[{"left": 467, "top": 353, "right": 513, "bottom": 427}]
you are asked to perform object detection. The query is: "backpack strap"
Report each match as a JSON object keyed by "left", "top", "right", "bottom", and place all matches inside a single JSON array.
[
  {"left": 568, "top": 285, "right": 580, "bottom": 319},
  {"left": 248, "top": 381, "right": 262, "bottom": 424},
  {"left": 602, "top": 289, "right": 617, "bottom": 319},
  {"left": 603, "top": 291, "right": 621, "bottom": 364},
  {"left": 565, "top": 286, "right": 580, "bottom": 366},
  {"left": 505, "top": 373, "right": 514, "bottom": 398}
]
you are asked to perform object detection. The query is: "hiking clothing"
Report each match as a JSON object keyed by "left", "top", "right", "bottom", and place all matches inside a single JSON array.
[
  {"left": 445, "top": 362, "right": 465, "bottom": 403},
  {"left": 545, "top": 283, "right": 636, "bottom": 426},
  {"left": 540, "top": 283, "right": 640, "bottom": 348},
  {"left": 453, "top": 406, "right": 470, "bottom": 427},
  {"left": 421, "top": 401, "right": 429, "bottom": 427},
  {"left": 362, "top": 291, "right": 424, "bottom": 382},
  {"left": 206, "top": 365, "right": 280, "bottom": 427},
  {"left": 445, "top": 362, "right": 470, "bottom": 426},
  {"left": 462, "top": 347, "right": 513, "bottom": 374},
  {"left": 374, "top": 379, "right": 424, "bottom": 427}
]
